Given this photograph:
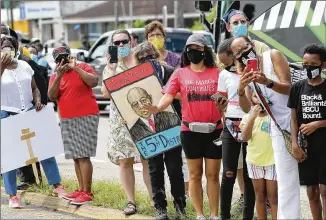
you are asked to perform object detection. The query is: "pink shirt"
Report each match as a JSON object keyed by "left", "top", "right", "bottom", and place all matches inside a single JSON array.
[{"left": 163, "top": 66, "right": 223, "bottom": 131}]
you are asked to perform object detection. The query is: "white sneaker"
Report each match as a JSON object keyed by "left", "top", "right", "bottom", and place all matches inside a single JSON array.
[
  {"left": 196, "top": 216, "right": 206, "bottom": 220},
  {"left": 9, "top": 196, "right": 23, "bottom": 208}
]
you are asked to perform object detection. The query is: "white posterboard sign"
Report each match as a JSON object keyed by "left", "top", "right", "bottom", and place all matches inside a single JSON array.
[{"left": 1, "top": 104, "right": 64, "bottom": 174}]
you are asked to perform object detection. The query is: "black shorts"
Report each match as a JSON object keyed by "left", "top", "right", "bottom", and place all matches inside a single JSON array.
[
  {"left": 181, "top": 129, "right": 222, "bottom": 160},
  {"left": 299, "top": 130, "right": 326, "bottom": 186}
]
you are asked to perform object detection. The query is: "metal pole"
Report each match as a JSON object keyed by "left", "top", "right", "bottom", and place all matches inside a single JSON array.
[
  {"left": 162, "top": 6, "right": 168, "bottom": 27},
  {"left": 114, "top": 1, "right": 119, "bottom": 29},
  {"left": 174, "top": 0, "right": 184, "bottom": 28},
  {"left": 129, "top": 1, "right": 133, "bottom": 28},
  {"left": 10, "top": 0, "right": 14, "bottom": 29}
]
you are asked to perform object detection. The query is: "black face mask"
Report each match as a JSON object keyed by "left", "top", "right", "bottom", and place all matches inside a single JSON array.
[
  {"left": 187, "top": 49, "right": 205, "bottom": 64},
  {"left": 237, "top": 48, "right": 256, "bottom": 66},
  {"left": 225, "top": 63, "right": 237, "bottom": 73},
  {"left": 303, "top": 65, "right": 322, "bottom": 79},
  {"left": 139, "top": 55, "right": 155, "bottom": 63}
]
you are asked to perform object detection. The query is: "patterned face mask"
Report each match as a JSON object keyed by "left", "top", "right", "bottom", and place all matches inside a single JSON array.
[
  {"left": 117, "top": 44, "right": 131, "bottom": 58},
  {"left": 231, "top": 23, "right": 248, "bottom": 37},
  {"left": 149, "top": 37, "right": 165, "bottom": 50}
]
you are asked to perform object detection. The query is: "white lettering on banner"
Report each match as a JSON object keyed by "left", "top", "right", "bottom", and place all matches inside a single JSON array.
[{"left": 301, "top": 94, "right": 325, "bottom": 119}]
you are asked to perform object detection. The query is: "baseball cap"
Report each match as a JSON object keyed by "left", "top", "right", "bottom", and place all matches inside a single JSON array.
[
  {"left": 185, "top": 34, "right": 209, "bottom": 47},
  {"left": 53, "top": 46, "right": 71, "bottom": 60},
  {"left": 222, "top": 9, "right": 248, "bottom": 24}
]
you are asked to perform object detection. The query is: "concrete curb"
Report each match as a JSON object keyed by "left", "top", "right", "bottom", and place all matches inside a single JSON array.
[{"left": 1, "top": 188, "right": 153, "bottom": 219}]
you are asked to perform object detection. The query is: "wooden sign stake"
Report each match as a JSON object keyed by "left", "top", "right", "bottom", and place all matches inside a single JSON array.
[{"left": 20, "top": 128, "right": 40, "bottom": 185}]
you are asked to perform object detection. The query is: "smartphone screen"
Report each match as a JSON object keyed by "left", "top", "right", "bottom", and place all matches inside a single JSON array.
[
  {"left": 247, "top": 58, "right": 258, "bottom": 71},
  {"left": 108, "top": 46, "right": 118, "bottom": 63}
]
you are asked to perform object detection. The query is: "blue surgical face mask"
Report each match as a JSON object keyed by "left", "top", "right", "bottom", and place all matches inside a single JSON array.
[
  {"left": 31, "top": 54, "right": 39, "bottom": 63},
  {"left": 118, "top": 45, "right": 131, "bottom": 58},
  {"left": 231, "top": 23, "right": 248, "bottom": 37}
]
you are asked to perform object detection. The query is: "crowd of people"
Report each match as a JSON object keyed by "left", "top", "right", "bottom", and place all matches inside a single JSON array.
[{"left": 1, "top": 8, "right": 326, "bottom": 220}]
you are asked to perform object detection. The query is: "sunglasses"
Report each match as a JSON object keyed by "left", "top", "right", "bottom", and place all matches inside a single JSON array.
[
  {"left": 113, "top": 39, "right": 130, "bottom": 46},
  {"left": 138, "top": 55, "right": 155, "bottom": 63}
]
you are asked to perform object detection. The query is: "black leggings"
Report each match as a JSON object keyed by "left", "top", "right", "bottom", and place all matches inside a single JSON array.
[{"left": 220, "top": 126, "right": 255, "bottom": 220}]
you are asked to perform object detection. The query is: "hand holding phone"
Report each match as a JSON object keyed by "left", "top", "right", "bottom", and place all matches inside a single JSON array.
[
  {"left": 108, "top": 46, "right": 118, "bottom": 63},
  {"left": 247, "top": 58, "right": 258, "bottom": 72},
  {"left": 211, "top": 92, "right": 227, "bottom": 102}
]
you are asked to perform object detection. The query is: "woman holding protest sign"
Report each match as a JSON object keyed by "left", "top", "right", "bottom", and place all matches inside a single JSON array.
[
  {"left": 1, "top": 36, "right": 65, "bottom": 208},
  {"left": 100, "top": 30, "right": 153, "bottom": 216},
  {"left": 145, "top": 34, "right": 223, "bottom": 220}
]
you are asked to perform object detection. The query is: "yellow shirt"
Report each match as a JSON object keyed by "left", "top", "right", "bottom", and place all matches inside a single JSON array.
[{"left": 240, "top": 114, "right": 274, "bottom": 166}]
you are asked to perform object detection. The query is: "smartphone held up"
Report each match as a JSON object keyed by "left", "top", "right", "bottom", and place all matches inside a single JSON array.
[
  {"left": 246, "top": 58, "right": 258, "bottom": 72},
  {"left": 108, "top": 46, "right": 118, "bottom": 63}
]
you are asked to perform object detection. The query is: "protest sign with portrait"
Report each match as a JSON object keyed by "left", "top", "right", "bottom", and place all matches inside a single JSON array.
[{"left": 104, "top": 61, "right": 181, "bottom": 159}]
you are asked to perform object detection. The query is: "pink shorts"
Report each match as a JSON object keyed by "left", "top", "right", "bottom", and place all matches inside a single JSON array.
[{"left": 247, "top": 164, "right": 277, "bottom": 181}]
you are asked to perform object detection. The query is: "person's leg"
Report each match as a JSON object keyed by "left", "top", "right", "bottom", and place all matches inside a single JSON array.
[
  {"left": 266, "top": 179, "right": 278, "bottom": 220},
  {"left": 252, "top": 178, "right": 267, "bottom": 220},
  {"left": 241, "top": 143, "right": 255, "bottom": 220},
  {"left": 237, "top": 169, "right": 244, "bottom": 195},
  {"left": 140, "top": 158, "right": 153, "bottom": 202},
  {"left": 119, "top": 158, "right": 136, "bottom": 203},
  {"left": 220, "top": 128, "right": 242, "bottom": 219},
  {"left": 271, "top": 134, "right": 301, "bottom": 219},
  {"left": 78, "top": 157, "right": 93, "bottom": 192},
  {"left": 40, "top": 157, "right": 61, "bottom": 187},
  {"left": 3, "top": 169, "right": 18, "bottom": 197},
  {"left": 205, "top": 158, "right": 221, "bottom": 218},
  {"left": 181, "top": 150, "right": 190, "bottom": 198},
  {"left": 187, "top": 158, "right": 204, "bottom": 217},
  {"left": 164, "top": 146, "right": 186, "bottom": 213},
  {"left": 73, "top": 159, "right": 84, "bottom": 190},
  {"left": 307, "top": 185, "right": 323, "bottom": 220},
  {"left": 320, "top": 184, "right": 326, "bottom": 220}
]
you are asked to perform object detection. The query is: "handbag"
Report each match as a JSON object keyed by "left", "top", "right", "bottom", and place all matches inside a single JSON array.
[{"left": 252, "top": 82, "right": 307, "bottom": 161}]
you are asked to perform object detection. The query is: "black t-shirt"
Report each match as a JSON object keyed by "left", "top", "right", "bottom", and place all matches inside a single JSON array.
[{"left": 288, "top": 79, "right": 326, "bottom": 128}]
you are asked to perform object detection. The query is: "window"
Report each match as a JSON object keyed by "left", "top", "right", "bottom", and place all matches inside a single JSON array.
[{"left": 90, "top": 37, "right": 108, "bottom": 60}]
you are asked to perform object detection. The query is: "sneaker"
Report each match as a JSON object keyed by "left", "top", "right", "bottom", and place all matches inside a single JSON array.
[
  {"left": 156, "top": 208, "right": 169, "bottom": 220},
  {"left": 196, "top": 216, "right": 206, "bottom": 220},
  {"left": 52, "top": 185, "right": 66, "bottom": 198},
  {"left": 209, "top": 217, "right": 220, "bottom": 220},
  {"left": 62, "top": 189, "right": 83, "bottom": 201},
  {"left": 9, "top": 196, "right": 23, "bottom": 209},
  {"left": 70, "top": 191, "right": 93, "bottom": 205}
]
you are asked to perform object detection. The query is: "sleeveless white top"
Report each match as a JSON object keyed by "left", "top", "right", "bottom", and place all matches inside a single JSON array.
[{"left": 250, "top": 51, "right": 291, "bottom": 135}]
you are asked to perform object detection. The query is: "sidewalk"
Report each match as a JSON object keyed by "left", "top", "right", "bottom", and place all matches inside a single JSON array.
[{"left": 1, "top": 188, "right": 153, "bottom": 220}]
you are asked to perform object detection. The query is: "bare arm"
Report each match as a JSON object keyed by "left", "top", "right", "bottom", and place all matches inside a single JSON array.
[
  {"left": 31, "top": 78, "right": 41, "bottom": 104},
  {"left": 241, "top": 115, "right": 256, "bottom": 142},
  {"left": 290, "top": 108, "right": 299, "bottom": 145},
  {"left": 175, "top": 93, "right": 181, "bottom": 100},
  {"left": 74, "top": 65, "right": 98, "bottom": 88},
  {"left": 101, "top": 84, "right": 111, "bottom": 98},
  {"left": 157, "top": 94, "right": 175, "bottom": 112},
  {"left": 238, "top": 86, "right": 252, "bottom": 113},
  {"left": 268, "top": 49, "right": 291, "bottom": 95},
  {"left": 48, "top": 75, "right": 62, "bottom": 101}
]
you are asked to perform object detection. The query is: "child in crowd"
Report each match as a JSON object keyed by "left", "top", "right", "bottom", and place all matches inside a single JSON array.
[
  {"left": 288, "top": 44, "right": 326, "bottom": 220},
  {"left": 240, "top": 93, "right": 278, "bottom": 220}
]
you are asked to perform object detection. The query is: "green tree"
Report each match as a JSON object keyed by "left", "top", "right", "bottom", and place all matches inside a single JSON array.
[{"left": 133, "top": 20, "right": 146, "bottom": 28}]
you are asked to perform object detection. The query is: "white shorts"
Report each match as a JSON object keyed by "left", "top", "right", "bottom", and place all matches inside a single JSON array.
[
  {"left": 237, "top": 145, "right": 243, "bottom": 169},
  {"left": 247, "top": 164, "right": 277, "bottom": 181}
]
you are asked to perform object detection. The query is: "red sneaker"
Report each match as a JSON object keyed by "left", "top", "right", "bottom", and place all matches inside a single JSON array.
[
  {"left": 62, "top": 189, "right": 83, "bottom": 201},
  {"left": 70, "top": 192, "right": 93, "bottom": 205}
]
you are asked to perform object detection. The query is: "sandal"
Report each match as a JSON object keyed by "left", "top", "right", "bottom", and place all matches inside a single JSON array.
[{"left": 123, "top": 201, "right": 137, "bottom": 215}]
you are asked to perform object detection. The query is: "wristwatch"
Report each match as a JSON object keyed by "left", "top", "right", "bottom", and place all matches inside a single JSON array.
[{"left": 266, "top": 80, "right": 274, "bottom": 89}]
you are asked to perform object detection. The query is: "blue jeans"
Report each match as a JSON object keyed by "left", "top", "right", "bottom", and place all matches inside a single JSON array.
[{"left": 1, "top": 109, "right": 61, "bottom": 195}]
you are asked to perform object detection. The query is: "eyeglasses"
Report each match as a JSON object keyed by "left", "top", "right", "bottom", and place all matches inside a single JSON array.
[
  {"left": 231, "top": 19, "right": 247, "bottom": 26},
  {"left": 148, "top": 33, "right": 164, "bottom": 38},
  {"left": 233, "top": 43, "right": 252, "bottom": 59},
  {"left": 138, "top": 55, "right": 155, "bottom": 63},
  {"left": 113, "top": 39, "right": 130, "bottom": 46}
]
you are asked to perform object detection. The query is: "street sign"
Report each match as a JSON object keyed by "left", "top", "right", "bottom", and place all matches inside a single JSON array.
[{"left": 20, "top": 2, "right": 26, "bottom": 20}]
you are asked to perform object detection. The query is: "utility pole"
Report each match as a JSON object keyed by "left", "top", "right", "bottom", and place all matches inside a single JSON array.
[
  {"left": 162, "top": 6, "right": 168, "bottom": 27},
  {"left": 129, "top": 1, "right": 133, "bottom": 28},
  {"left": 114, "top": 1, "right": 119, "bottom": 29},
  {"left": 9, "top": 0, "right": 14, "bottom": 29},
  {"left": 174, "top": 0, "right": 184, "bottom": 28}
]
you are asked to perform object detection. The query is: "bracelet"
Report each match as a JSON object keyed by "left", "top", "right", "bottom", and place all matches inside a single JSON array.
[{"left": 237, "top": 89, "right": 245, "bottom": 97}]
